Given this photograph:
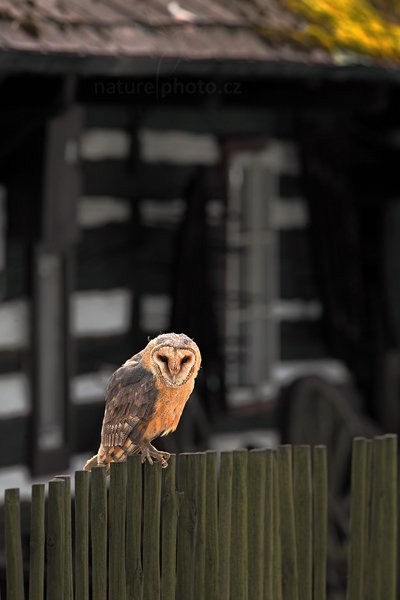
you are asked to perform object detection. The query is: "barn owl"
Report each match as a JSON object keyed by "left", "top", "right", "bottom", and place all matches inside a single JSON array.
[{"left": 84, "top": 333, "right": 201, "bottom": 471}]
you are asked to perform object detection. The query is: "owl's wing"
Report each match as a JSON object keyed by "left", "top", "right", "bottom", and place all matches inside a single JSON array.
[{"left": 101, "top": 354, "right": 158, "bottom": 447}]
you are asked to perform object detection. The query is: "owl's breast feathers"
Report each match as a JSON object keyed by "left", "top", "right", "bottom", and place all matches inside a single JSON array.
[{"left": 101, "top": 352, "right": 194, "bottom": 449}]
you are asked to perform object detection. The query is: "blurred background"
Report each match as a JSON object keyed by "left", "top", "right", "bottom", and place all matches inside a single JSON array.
[{"left": 0, "top": 0, "right": 399, "bottom": 596}]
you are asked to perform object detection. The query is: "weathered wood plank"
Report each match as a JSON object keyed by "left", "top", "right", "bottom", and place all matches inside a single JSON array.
[
  {"left": 366, "top": 435, "right": 397, "bottom": 600},
  {"left": 5, "top": 488, "right": 25, "bottom": 600},
  {"left": 248, "top": 449, "right": 266, "bottom": 600},
  {"left": 230, "top": 449, "right": 248, "bottom": 600},
  {"left": 109, "top": 461, "right": 127, "bottom": 600},
  {"left": 55, "top": 476, "right": 73, "bottom": 600},
  {"left": 366, "top": 437, "right": 385, "bottom": 600},
  {"left": 75, "top": 471, "right": 90, "bottom": 600},
  {"left": 272, "top": 451, "right": 282, "bottom": 600},
  {"left": 176, "top": 453, "right": 197, "bottom": 600},
  {"left": 142, "top": 462, "right": 162, "bottom": 600},
  {"left": 90, "top": 466, "right": 107, "bottom": 600},
  {"left": 347, "top": 438, "right": 369, "bottom": 600},
  {"left": 380, "top": 435, "right": 397, "bottom": 600},
  {"left": 47, "top": 479, "right": 65, "bottom": 600},
  {"left": 277, "top": 445, "right": 298, "bottom": 600},
  {"left": 29, "top": 484, "right": 45, "bottom": 600},
  {"left": 218, "top": 451, "right": 233, "bottom": 600},
  {"left": 161, "top": 455, "right": 178, "bottom": 600},
  {"left": 126, "top": 455, "right": 143, "bottom": 600},
  {"left": 204, "top": 451, "right": 218, "bottom": 600},
  {"left": 293, "top": 445, "right": 312, "bottom": 600},
  {"left": 313, "top": 446, "right": 327, "bottom": 600},
  {"left": 193, "top": 453, "right": 207, "bottom": 600},
  {"left": 264, "top": 450, "right": 274, "bottom": 600}
]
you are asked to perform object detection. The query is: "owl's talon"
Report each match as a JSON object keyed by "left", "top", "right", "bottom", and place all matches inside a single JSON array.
[{"left": 135, "top": 442, "right": 171, "bottom": 467}]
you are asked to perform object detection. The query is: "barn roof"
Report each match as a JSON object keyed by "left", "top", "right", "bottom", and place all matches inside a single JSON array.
[{"left": 0, "top": 0, "right": 400, "bottom": 76}]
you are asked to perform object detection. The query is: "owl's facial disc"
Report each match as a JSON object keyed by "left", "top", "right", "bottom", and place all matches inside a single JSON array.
[{"left": 152, "top": 345, "right": 196, "bottom": 386}]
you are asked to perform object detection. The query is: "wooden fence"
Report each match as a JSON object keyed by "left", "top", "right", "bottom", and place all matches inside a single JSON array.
[{"left": 3, "top": 434, "right": 398, "bottom": 600}]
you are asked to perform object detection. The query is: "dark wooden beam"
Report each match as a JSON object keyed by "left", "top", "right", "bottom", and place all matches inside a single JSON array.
[
  {"left": 29, "top": 101, "right": 82, "bottom": 476},
  {"left": 82, "top": 162, "right": 221, "bottom": 199},
  {"left": 1, "top": 49, "right": 400, "bottom": 84}
]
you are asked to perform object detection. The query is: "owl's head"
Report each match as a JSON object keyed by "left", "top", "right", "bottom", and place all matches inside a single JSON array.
[{"left": 149, "top": 333, "right": 201, "bottom": 387}]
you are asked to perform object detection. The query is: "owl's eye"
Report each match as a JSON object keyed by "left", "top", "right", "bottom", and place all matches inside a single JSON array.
[
  {"left": 158, "top": 354, "right": 169, "bottom": 364},
  {"left": 181, "top": 356, "right": 191, "bottom": 364}
]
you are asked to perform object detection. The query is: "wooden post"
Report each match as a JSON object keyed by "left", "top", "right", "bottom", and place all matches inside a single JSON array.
[
  {"left": 142, "top": 462, "right": 162, "bottom": 600},
  {"left": 90, "top": 467, "right": 107, "bottom": 600},
  {"left": 364, "top": 439, "right": 373, "bottom": 586},
  {"left": 193, "top": 453, "right": 207, "bottom": 600},
  {"left": 218, "top": 452, "right": 233, "bottom": 600},
  {"left": 272, "top": 451, "right": 282, "bottom": 600},
  {"left": 176, "top": 453, "right": 197, "bottom": 600},
  {"left": 47, "top": 479, "right": 65, "bottom": 600},
  {"left": 109, "top": 461, "right": 127, "bottom": 600},
  {"left": 5, "top": 488, "right": 25, "bottom": 600},
  {"left": 366, "top": 436, "right": 385, "bottom": 600},
  {"left": 277, "top": 445, "right": 298, "bottom": 600},
  {"left": 161, "top": 455, "right": 179, "bottom": 600},
  {"left": 347, "top": 438, "right": 369, "bottom": 600},
  {"left": 263, "top": 450, "right": 274, "bottom": 600},
  {"left": 204, "top": 451, "right": 219, "bottom": 600},
  {"left": 230, "top": 449, "right": 248, "bottom": 600},
  {"left": 293, "top": 446, "right": 312, "bottom": 600},
  {"left": 366, "top": 435, "right": 398, "bottom": 600},
  {"left": 248, "top": 449, "right": 266, "bottom": 600},
  {"left": 75, "top": 471, "right": 90, "bottom": 600},
  {"left": 29, "top": 484, "right": 45, "bottom": 600},
  {"left": 313, "top": 446, "right": 328, "bottom": 600},
  {"left": 30, "top": 102, "right": 82, "bottom": 476},
  {"left": 380, "top": 435, "right": 397, "bottom": 600},
  {"left": 126, "top": 455, "right": 143, "bottom": 600},
  {"left": 55, "top": 476, "right": 73, "bottom": 600}
]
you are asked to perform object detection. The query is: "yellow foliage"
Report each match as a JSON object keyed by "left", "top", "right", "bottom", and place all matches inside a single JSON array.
[{"left": 282, "top": 0, "right": 400, "bottom": 60}]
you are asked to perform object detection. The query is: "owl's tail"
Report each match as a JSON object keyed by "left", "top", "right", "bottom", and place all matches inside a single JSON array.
[{"left": 83, "top": 438, "right": 137, "bottom": 473}]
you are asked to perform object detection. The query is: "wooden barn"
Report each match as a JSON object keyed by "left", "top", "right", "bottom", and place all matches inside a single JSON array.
[{"left": 0, "top": 0, "right": 399, "bottom": 483}]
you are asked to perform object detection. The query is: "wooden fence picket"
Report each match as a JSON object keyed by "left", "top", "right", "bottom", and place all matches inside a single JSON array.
[
  {"left": 55, "top": 476, "right": 73, "bottom": 600},
  {"left": 176, "top": 453, "right": 197, "bottom": 600},
  {"left": 46, "top": 479, "right": 65, "bottom": 600},
  {"left": 230, "top": 449, "right": 248, "bottom": 600},
  {"left": 126, "top": 455, "right": 143, "bottom": 600},
  {"left": 161, "top": 455, "right": 178, "bottom": 600},
  {"left": 90, "top": 466, "right": 107, "bottom": 600},
  {"left": 108, "top": 461, "right": 127, "bottom": 600},
  {"left": 313, "top": 446, "right": 328, "bottom": 600},
  {"left": 347, "top": 437, "right": 369, "bottom": 600},
  {"left": 217, "top": 451, "right": 233, "bottom": 600},
  {"left": 142, "top": 462, "right": 161, "bottom": 600},
  {"left": 247, "top": 449, "right": 266, "bottom": 600},
  {"left": 293, "top": 445, "right": 312, "bottom": 600},
  {"left": 2, "top": 436, "right": 398, "bottom": 600},
  {"left": 4, "top": 488, "right": 25, "bottom": 600},
  {"left": 277, "top": 445, "right": 299, "bottom": 600},
  {"left": 263, "top": 449, "right": 274, "bottom": 600},
  {"left": 193, "top": 453, "right": 207, "bottom": 600},
  {"left": 29, "top": 484, "right": 45, "bottom": 600},
  {"left": 204, "top": 451, "right": 218, "bottom": 600},
  {"left": 74, "top": 471, "right": 89, "bottom": 600},
  {"left": 380, "top": 435, "right": 397, "bottom": 600}
]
